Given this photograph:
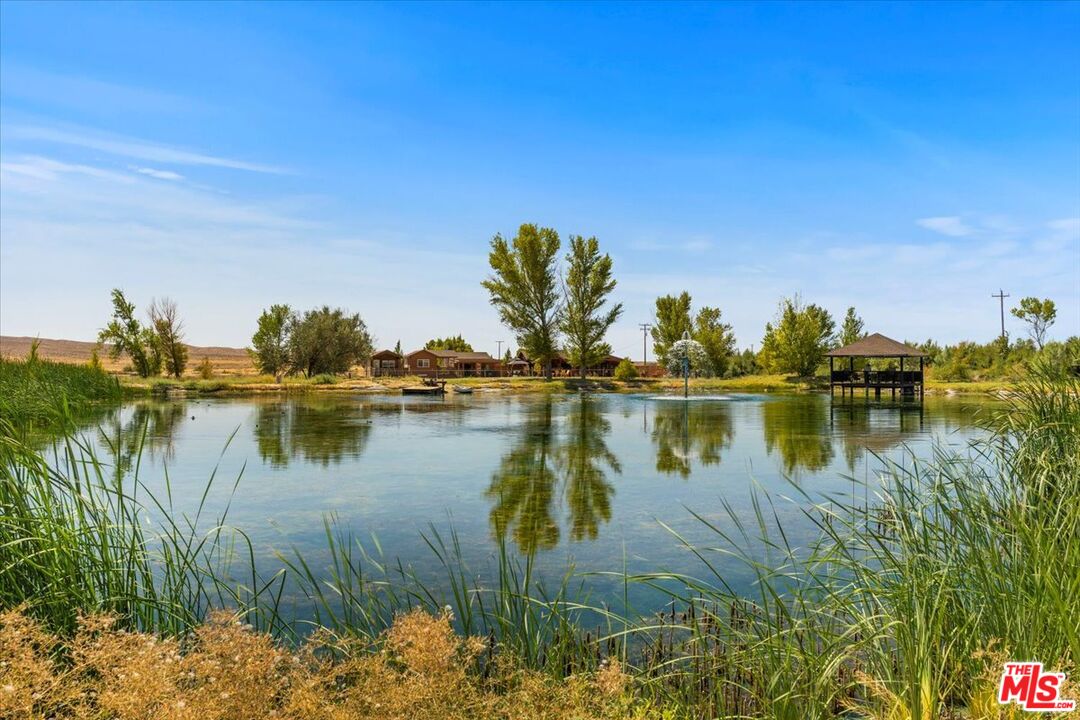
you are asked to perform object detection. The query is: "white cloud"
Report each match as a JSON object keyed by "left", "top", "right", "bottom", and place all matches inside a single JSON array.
[
  {"left": 916, "top": 216, "right": 972, "bottom": 237},
  {"left": 132, "top": 166, "right": 184, "bottom": 181},
  {"left": 5, "top": 125, "right": 287, "bottom": 174}
]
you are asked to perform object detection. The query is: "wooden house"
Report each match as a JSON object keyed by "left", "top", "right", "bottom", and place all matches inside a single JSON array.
[
  {"left": 406, "top": 348, "right": 501, "bottom": 377},
  {"left": 369, "top": 349, "right": 404, "bottom": 377}
]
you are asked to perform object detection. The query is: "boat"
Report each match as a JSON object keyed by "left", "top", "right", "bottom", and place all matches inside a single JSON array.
[{"left": 452, "top": 385, "right": 474, "bottom": 394}]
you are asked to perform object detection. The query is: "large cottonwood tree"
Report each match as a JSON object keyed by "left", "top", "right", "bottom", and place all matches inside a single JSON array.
[
  {"left": 482, "top": 224, "right": 562, "bottom": 380},
  {"left": 560, "top": 235, "right": 622, "bottom": 379}
]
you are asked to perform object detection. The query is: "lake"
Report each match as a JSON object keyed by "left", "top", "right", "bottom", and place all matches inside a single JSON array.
[{"left": 62, "top": 392, "right": 993, "bottom": 617}]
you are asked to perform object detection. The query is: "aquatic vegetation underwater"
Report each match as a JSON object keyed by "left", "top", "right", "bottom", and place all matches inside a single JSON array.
[{"left": 0, "top": 365, "right": 1077, "bottom": 718}]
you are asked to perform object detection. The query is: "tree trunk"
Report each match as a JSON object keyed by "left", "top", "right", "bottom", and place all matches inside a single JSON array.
[
  {"left": 579, "top": 365, "right": 586, "bottom": 380},
  {"left": 544, "top": 359, "right": 553, "bottom": 381}
]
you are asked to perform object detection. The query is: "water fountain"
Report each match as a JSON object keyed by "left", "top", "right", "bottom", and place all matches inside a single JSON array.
[{"left": 666, "top": 330, "right": 708, "bottom": 398}]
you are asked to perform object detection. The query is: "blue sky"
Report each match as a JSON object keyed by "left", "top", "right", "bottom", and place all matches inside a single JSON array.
[{"left": 1, "top": 1, "right": 1078, "bottom": 357}]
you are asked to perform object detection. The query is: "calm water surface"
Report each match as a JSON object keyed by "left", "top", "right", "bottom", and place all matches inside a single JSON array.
[{"left": 67, "top": 392, "right": 993, "bottom": 615}]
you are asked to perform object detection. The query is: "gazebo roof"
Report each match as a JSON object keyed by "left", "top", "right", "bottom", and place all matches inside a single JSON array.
[{"left": 826, "top": 333, "right": 927, "bottom": 358}]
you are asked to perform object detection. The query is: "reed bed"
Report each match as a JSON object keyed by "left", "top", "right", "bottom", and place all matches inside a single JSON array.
[
  {"left": 0, "top": 357, "right": 121, "bottom": 430},
  {"left": 1, "top": 365, "right": 1076, "bottom": 718}
]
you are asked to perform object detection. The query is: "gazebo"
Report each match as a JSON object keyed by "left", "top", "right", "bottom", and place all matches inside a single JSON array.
[{"left": 827, "top": 333, "right": 928, "bottom": 400}]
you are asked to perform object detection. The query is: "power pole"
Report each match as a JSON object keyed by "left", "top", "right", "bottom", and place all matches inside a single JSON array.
[
  {"left": 638, "top": 323, "right": 652, "bottom": 368},
  {"left": 991, "top": 289, "right": 1010, "bottom": 339}
]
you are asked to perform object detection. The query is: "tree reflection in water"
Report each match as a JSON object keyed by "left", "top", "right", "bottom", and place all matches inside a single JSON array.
[
  {"left": 255, "top": 400, "right": 373, "bottom": 468},
  {"left": 650, "top": 401, "right": 734, "bottom": 478},
  {"left": 98, "top": 401, "right": 187, "bottom": 473},
  {"left": 761, "top": 395, "right": 834, "bottom": 475},
  {"left": 557, "top": 399, "right": 620, "bottom": 542},
  {"left": 486, "top": 397, "right": 620, "bottom": 554}
]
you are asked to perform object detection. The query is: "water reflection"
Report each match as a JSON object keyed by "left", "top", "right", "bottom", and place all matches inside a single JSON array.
[
  {"left": 761, "top": 396, "right": 833, "bottom": 475},
  {"left": 486, "top": 400, "right": 560, "bottom": 553},
  {"left": 650, "top": 401, "right": 734, "bottom": 477},
  {"left": 487, "top": 398, "right": 619, "bottom": 553},
  {"left": 98, "top": 400, "right": 188, "bottom": 471},
  {"left": 254, "top": 400, "right": 373, "bottom": 467},
  {"left": 558, "top": 399, "right": 620, "bottom": 542}
]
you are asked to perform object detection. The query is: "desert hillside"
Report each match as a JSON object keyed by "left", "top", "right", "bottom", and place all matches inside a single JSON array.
[{"left": 0, "top": 336, "right": 256, "bottom": 376}]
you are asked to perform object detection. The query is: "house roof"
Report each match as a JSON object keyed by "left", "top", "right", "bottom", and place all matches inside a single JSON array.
[
  {"left": 371, "top": 349, "right": 401, "bottom": 359},
  {"left": 826, "top": 333, "right": 928, "bottom": 358},
  {"left": 453, "top": 352, "right": 497, "bottom": 361},
  {"left": 406, "top": 348, "right": 497, "bottom": 361}
]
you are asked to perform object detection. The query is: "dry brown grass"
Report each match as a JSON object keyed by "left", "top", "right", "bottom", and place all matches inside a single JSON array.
[
  {"left": 0, "top": 336, "right": 258, "bottom": 378},
  {"left": 0, "top": 607, "right": 658, "bottom": 720}
]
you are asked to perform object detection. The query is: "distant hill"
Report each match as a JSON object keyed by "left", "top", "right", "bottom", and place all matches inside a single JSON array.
[{"left": 0, "top": 336, "right": 255, "bottom": 376}]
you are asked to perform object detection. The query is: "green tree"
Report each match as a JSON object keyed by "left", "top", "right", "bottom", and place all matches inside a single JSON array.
[
  {"left": 148, "top": 297, "right": 188, "bottom": 378},
  {"left": 613, "top": 357, "right": 638, "bottom": 381},
  {"left": 288, "top": 306, "right": 374, "bottom": 377},
  {"left": 693, "top": 306, "right": 736, "bottom": 377},
  {"left": 559, "top": 235, "right": 622, "bottom": 378},
  {"left": 394, "top": 339, "right": 403, "bottom": 357},
  {"left": 651, "top": 292, "right": 693, "bottom": 364},
  {"left": 758, "top": 295, "right": 836, "bottom": 377},
  {"left": 425, "top": 335, "right": 473, "bottom": 352},
  {"left": 839, "top": 306, "right": 866, "bottom": 347},
  {"left": 250, "top": 304, "right": 294, "bottom": 380},
  {"left": 482, "top": 224, "right": 562, "bottom": 380},
  {"left": 1011, "top": 297, "right": 1057, "bottom": 349},
  {"left": 99, "top": 289, "right": 161, "bottom": 378}
]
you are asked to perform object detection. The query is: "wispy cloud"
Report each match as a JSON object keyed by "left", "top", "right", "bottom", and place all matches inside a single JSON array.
[
  {"left": 132, "top": 166, "right": 184, "bottom": 181},
  {"left": 5, "top": 125, "right": 287, "bottom": 174},
  {"left": 916, "top": 216, "right": 973, "bottom": 237}
]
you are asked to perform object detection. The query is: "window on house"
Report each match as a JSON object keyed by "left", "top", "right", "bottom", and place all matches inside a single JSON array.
[
  {"left": 417, "top": 358, "right": 430, "bottom": 368},
  {"left": 381, "top": 360, "right": 396, "bottom": 368}
]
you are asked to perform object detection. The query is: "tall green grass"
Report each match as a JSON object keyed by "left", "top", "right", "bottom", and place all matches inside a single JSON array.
[
  {"left": 0, "top": 365, "right": 1076, "bottom": 718},
  {"left": 0, "top": 357, "right": 121, "bottom": 430}
]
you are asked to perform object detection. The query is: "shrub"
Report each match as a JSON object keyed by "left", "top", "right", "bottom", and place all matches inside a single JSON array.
[
  {"left": 613, "top": 358, "right": 638, "bottom": 381},
  {"left": 197, "top": 357, "right": 214, "bottom": 380}
]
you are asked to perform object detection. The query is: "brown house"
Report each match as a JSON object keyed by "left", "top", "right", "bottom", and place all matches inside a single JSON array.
[
  {"left": 514, "top": 351, "right": 624, "bottom": 377},
  {"left": 406, "top": 349, "right": 501, "bottom": 377},
  {"left": 370, "top": 349, "right": 404, "bottom": 377}
]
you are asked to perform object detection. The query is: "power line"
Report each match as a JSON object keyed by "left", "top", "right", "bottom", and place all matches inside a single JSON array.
[{"left": 991, "top": 289, "right": 1010, "bottom": 339}]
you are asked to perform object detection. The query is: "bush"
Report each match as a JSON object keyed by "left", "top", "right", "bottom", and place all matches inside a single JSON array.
[
  {"left": 197, "top": 357, "right": 214, "bottom": 380},
  {"left": 310, "top": 373, "right": 339, "bottom": 385},
  {"left": 613, "top": 358, "right": 638, "bottom": 381}
]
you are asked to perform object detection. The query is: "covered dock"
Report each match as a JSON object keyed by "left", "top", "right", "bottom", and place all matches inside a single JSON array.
[{"left": 827, "top": 333, "right": 927, "bottom": 401}]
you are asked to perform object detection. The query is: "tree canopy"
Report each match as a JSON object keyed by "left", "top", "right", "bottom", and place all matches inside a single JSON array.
[
  {"left": 149, "top": 297, "right": 187, "bottom": 379},
  {"left": 839, "top": 306, "right": 866, "bottom": 348},
  {"left": 560, "top": 235, "right": 622, "bottom": 378},
  {"left": 651, "top": 293, "right": 736, "bottom": 377},
  {"left": 651, "top": 292, "right": 693, "bottom": 365},
  {"left": 1011, "top": 297, "right": 1057, "bottom": 349},
  {"left": 482, "top": 224, "right": 562, "bottom": 379},
  {"left": 758, "top": 296, "right": 836, "bottom": 377},
  {"left": 250, "top": 304, "right": 294, "bottom": 379},
  {"left": 98, "top": 289, "right": 161, "bottom": 378},
  {"left": 288, "top": 306, "right": 374, "bottom": 377},
  {"left": 693, "top": 306, "right": 736, "bottom": 377},
  {"left": 425, "top": 335, "right": 473, "bottom": 352}
]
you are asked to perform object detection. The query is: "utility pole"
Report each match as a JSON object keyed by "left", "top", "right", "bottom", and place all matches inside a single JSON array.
[
  {"left": 991, "top": 289, "right": 1010, "bottom": 339},
  {"left": 638, "top": 323, "right": 652, "bottom": 369}
]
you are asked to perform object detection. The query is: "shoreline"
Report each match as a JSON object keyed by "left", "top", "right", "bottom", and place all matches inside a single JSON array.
[{"left": 119, "top": 373, "right": 1015, "bottom": 398}]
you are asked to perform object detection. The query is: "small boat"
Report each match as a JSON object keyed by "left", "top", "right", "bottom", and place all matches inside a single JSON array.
[{"left": 452, "top": 385, "right": 474, "bottom": 394}]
